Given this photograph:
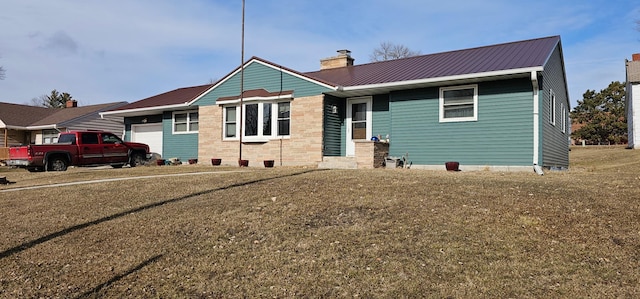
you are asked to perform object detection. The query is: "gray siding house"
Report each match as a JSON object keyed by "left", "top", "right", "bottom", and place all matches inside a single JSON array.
[
  {"left": 103, "top": 36, "right": 570, "bottom": 171},
  {"left": 626, "top": 53, "right": 640, "bottom": 149},
  {"left": 1, "top": 100, "right": 127, "bottom": 161}
]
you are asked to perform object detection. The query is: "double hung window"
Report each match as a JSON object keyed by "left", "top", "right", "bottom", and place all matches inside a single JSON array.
[
  {"left": 549, "top": 90, "right": 556, "bottom": 126},
  {"left": 439, "top": 85, "right": 478, "bottom": 122},
  {"left": 173, "top": 111, "right": 198, "bottom": 133},
  {"left": 561, "top": 103, "right": 566, "bottom": 133}
]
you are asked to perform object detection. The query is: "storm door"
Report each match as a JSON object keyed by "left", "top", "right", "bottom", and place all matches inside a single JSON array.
[{"left": 346, "top": 97, "right": 372, "bottom": 156}]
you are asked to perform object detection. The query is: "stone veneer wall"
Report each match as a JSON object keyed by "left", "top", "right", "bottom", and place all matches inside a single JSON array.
[
  {"left": 374, "top": 142, "right": 390, "bottom": 168},
  {"left": 354, "top": 141, "right": 389, "bottom": 169},
  {"left": 198, "top": 95, "right": 325, "bottom": 166}
]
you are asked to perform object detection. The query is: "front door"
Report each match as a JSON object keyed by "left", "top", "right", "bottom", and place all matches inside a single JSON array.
[{"left": 346, "top": 97, "right": 372, "bottom": 156}]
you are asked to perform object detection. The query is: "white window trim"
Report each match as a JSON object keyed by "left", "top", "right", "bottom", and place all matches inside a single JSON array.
[
  {"left": 172, "top": 110, "right": 199, "bottom": 134},
  {"left": 549, "top": 89, "right": 556, "bottom": 126},
  {"left": 439, "top": 84, "right": 478, "bottom": 123},
  {"left": 222, "top": 101, "right": 291, "bottom": 142},
  {"left": 42, "top": 129, "right": 59, "bottom": 144},
  {"left": 560, "top": 103, "right": 566, "bottom": 133}
]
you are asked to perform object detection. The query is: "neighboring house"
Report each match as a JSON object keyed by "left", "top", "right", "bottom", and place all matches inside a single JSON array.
[
  {"left": 101, "top": 85, "right": 214, "bottom": 158},
  {"left": 0, "top": 100, "right": 127, "bottom": 161},
  {"left": 102, "top": 35, "right": 570, "bottom": 171},
  {"left": 626, "top": 53, "right": 640, "bottom": 149}
]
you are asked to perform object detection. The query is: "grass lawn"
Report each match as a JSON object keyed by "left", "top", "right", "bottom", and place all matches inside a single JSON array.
[{"left": 1, "top": 146, "right": 639, "bottom": 298}]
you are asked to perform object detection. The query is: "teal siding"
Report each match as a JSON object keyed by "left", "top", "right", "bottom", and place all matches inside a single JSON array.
[
  {"left": 323, "top": 95, "right": 345, "bottom": 156},
  {"left": 388, "top": 78, "right": 534, "bottom": 166},
  {"left": 323, "top": 94, "right": 389, "bottom": 157},
  {"left": 372, "top": 94, "right": 390, "bottom": 139},
  {"left": 123, "top": 115, "right": 162, "bottom": 141},
  {"left": 194, "top": 61, "right": 333, "bottom": 106},
  {"left": 161, "top": 112, "right": 199, "bottom": 161},
  {"left": 541, "top": 44, "right": 570, "bottom": 168}
]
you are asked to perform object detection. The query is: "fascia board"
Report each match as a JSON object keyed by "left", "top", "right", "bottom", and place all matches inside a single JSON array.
[
  {"left": 26, "top": 124, "right": 57, "bottom": 130},
  {"left": 191, "top": 59, "right": 337, "bottom": 107},
  {"left": 216, "top": 94, "right": 294, "bottom": 105},
  {"left": 4, "top": 125, "right": 29, "bottom": 130},
  {"left": 100, "top": 103, "right": 190, "bottom": 117},
  {"left": 340, "top": 67, "right": 544, "bottom": 92}
]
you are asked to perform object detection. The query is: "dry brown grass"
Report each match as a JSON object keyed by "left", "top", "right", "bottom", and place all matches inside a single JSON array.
[{"left": 1, "top": 148, "right": 639, "bottom": 298}]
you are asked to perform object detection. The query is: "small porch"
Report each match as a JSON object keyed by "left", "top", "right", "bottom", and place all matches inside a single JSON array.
[{"left": 319, "top": 140, "right": 389, "bottom": 169}]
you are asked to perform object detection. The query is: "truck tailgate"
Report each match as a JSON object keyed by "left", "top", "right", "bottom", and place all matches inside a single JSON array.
[{"left": 9, "top": 146, "right": 30, "bottom": 160}]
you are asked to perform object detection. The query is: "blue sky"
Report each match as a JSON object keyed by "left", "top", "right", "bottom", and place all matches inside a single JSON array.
[{"left": 0, "top": 0, "right": 639, "bottom": 108}]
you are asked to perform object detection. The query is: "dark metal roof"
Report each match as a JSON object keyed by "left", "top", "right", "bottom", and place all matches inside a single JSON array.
[
  {"left": 304, "top": 36, "right": 560, "bottom": 87},
  {"left": 102, "top": 36, "right": 561, "bottom": 115},
  {"left": 108, "top": 84, "right": 214, "bottom": 112}
]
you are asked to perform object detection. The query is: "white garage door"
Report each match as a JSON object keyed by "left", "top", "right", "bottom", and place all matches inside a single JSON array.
[{"left": 131, "top": 123, "right": 163, "bottom": 157}]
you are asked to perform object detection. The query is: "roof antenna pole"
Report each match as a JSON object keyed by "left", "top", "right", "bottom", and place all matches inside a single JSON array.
[{"left": 238, "top": 0, "right": 245, "bottom": 165}]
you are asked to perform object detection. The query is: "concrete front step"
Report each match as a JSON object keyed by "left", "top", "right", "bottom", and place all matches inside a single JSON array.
[{"left": 318, "top": 156, "right": 358, "bottom": 169}]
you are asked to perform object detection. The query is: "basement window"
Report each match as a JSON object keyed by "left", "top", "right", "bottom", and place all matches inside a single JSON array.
[{"left": 439, "top": 84, "right": 478, "bottom": 122}]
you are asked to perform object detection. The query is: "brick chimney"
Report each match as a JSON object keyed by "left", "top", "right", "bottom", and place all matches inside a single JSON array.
[
  {"left": 633, "top": 53, "right": 640, "bottom": 61},
  {"left": 320, "top": 49, "right": 354, "bottom": 70},
  {"left": 66, "top": 100, "right": 77, "bottom": 108}
]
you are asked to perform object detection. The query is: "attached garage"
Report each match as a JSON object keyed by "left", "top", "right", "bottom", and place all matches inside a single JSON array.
[{"left": 131, "top": 123, "right": 163, "bottom": 157}]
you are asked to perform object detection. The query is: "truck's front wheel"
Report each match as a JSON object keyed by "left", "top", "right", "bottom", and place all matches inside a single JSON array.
[
  {"left": 48, "top": 157, "right": 68, "bottom": 171},
  {"left": 130, "top": 153, "right": 147, "bottom": 167}
]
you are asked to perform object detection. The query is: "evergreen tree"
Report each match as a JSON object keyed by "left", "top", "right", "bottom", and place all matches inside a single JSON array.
[{"left": 570, "top": 81, "right": 626, "bottom": 144}]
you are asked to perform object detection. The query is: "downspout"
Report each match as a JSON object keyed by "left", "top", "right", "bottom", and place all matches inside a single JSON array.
[{"left": 531, "top": 71, "right": 544, "bottom": 175}]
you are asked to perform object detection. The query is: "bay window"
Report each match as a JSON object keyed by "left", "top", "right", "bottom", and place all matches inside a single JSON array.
[
  {"left": 224, "top": 101, "right": 290, "bottom": 141},
  {"left": 278, "top": 102, "right": 290, "bottom": 136},
  {"left": 225, "top": 107, "right": 237, "bottom": 138}
]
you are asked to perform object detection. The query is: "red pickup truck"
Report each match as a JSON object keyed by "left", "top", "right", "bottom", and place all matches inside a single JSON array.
[{"left": 6, "top": 130, "right": 151, "bottom": 172}]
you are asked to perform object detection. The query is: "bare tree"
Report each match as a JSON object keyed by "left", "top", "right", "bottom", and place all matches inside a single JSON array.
[
  {"left": 369, "top": 42, "right": 421, "bottom": 62},
  {"left": 30, "top": 95, "right": 48, "bottom": 106},
  {"left": 0, "top": 55, "right": 5, "bottom": 80}
]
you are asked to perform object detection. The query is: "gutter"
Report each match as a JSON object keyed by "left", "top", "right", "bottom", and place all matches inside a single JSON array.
[
  {"left": 339, "top": 66, "right": 543, "bottom": 93},
  {"left": 99, "top": 103, "right": 191, "bottom": 118},
  {"left": 25, "top": 124, "right": 58, "bottom": 130}
]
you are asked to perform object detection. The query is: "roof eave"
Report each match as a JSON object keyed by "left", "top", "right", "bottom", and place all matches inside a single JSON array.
[
  {"left": 194, "top": 58, "right": 338, "bottom": 106},
  {"left": 330, "top": 67, "right": 543, "bottom": 97},
  {"left": 100, "top": 103, "right": 191, "bottom": 118},
  {"left": 25, "top": 124, "right": 58, "bottom": 130},
  {"left": 3, "top": 125, "right": 29, "bottom": 130}
]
